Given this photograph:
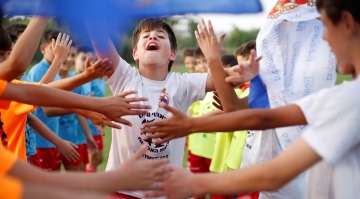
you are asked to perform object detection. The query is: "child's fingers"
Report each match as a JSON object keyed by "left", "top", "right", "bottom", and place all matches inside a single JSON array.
[
  {"left": 67, "top": 39, "right": 73, "bottom": 48},
  {"left": 56, "top": 32, "right": 62, "bottom": 45}
]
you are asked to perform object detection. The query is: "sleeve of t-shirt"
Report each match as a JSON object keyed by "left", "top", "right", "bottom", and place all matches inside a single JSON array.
[
  {"left": 0, "top": 79, "right": 11, "bottom": 110},
  {"left": 295, "top": 81, "right": 360, "bottom": 164},
  {"left": 0, "top": 176, "right": 23, "bottom": 199},
  {"left": 179, "top": 72, "right": 208, "bottom": 110},
  {"left": 9, "top": 80, "right": 39, "bottom": 115},
  {"left": 0, "top": 144, "right": 18, "bottom": 175},
  {"left": 105, "top": 56, "right": 137, "bottom": 94},
  {"left": 27, "top": 66, "right": 45, "bottom": 82}
]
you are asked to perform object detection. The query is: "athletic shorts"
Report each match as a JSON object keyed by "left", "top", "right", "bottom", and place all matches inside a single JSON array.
[
  {"left": 29, "top": 148, "right": 62, "bottom": 171},
  {"left": 188, "top": 150, "right": 212, "bottom": 173}
]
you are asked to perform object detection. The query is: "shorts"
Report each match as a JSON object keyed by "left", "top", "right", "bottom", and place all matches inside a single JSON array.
[
  {"left": 93, "top": 134, "right": 104, "bottom": 150},
  {"left": 188, "top": 150, "right": 212, "bottom": 173},
  {"left": 63, "top": 143, "right": 89, "bottom": 166},
  {"left": 237, "top": 192, "right": 259, "bottom": 199},
  {"left": 29, "top": 148, "right": 62, "bottom": 171}
]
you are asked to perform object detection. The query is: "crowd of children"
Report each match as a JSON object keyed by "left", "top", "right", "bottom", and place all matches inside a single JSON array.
[{"left": 1, "top": 0, "right": 360, "bottom": 198}]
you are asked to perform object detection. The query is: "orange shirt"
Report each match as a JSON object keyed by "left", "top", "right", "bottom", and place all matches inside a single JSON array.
[
  {"left": 0, "top": 80, "right": 38, "bottom": 161},
  {"left": 0, "top": 79, "right": 11, "bottom": 109},
  {"left": 0, "top": 144, "right": 23, "bottom": 199}
]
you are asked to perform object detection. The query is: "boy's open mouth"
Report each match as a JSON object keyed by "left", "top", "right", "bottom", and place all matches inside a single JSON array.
[{"left": 146, "top": 42, "right": 159, "bottom": 51}]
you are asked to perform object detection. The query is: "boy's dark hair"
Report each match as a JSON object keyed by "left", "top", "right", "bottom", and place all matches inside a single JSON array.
[
  {"left": 183, "top": 47, "right": 195, "bottom": 59},
  {"left": 41, "top": 29, "right": 60, "bottom": 45},
  {"left": 0, "top": 26, "right": 12, "bottom": 51},
  {"left": 77, "top": 45, "right": 93, "bottom": 54},
  {"left": 316, "top": 0, "right": 360, "bottom": 24},
  {"left": 194, "top": 47, "right": 204, "bottom": 59},
  {"left": 221, "top": 54, "right": 238, "bottom": 67},
  {"left": 132, "top": 18, "right": 177, "bottom": 72},
  {"left": 234, "top": 40, "right": 256, "bottom": 59},
  {"left": 6, "top": 24, "right": 27, "bottom": 43}
]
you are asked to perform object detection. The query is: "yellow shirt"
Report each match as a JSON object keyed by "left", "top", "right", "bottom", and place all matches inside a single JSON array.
[
  {"left": 210, "top": 88, "right": 244, "bottom": 172},
  {"left": 225, "top": 88, "right": 250, "bottom": 170},
  {"left": 190, "top": 92, "right": 218, "bottom": 159}
]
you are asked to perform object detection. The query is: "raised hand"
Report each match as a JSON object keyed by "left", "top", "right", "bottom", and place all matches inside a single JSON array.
[
  {"left": 52, "top": 33, "right": 72, "bottom": 64},
  {"left": 83, "top": 58, "right": 115, "bottom": 79},
  {"left": 117, "top": 145, "right": 170, "bottom": 190},
  {"left": 195, "top": 19, "right": 226, "bottom": 62},
  {"left": 57, "top": 140, "right": 80, "bottom": 162},
  {"left": 141, "top": 105, "right": 192, "bottom": 144},
  {"left": 225, "top": 49, "right": 262, "bottom": 85},
  {"left": 98, "top": 90, "right": 151, "bottom": 125}
]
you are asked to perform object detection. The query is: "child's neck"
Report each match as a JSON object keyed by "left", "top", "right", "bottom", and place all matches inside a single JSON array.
[{"left": 139, "top": 64, "right": 168, "bottom": 81}]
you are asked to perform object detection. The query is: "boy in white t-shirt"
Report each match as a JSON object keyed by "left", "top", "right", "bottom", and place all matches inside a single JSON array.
[
  {"left": 92, "top": 18, "right": 245, "bottom": 198},
  {"left": 143, "top": 0, "right": 360, "bottom": 198}
]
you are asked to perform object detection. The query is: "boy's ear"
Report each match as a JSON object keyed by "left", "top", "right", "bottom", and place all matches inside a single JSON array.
[
  {"left": 133, "top": 49, "right": 139, "bottom": 61},
  {"left": 170, "top": 50, "right": 177, "bottom": 61},
  {"left": 39, "top": 44, "right": 46, "bottom": 55},
  {"left": 343, "top": 11, "right": 357, "bottom": 36}
]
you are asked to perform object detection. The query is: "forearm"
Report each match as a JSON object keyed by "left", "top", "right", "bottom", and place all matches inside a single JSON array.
[
  {"left": 23, "top": 184, "right": 105, "bottom": 199},
  {"left": 207, "top": 58, "right": 241, "bottom": 112},
  {"left": 27, "top": 113, "right": 63, "bottom": 147},
  {"left": 76, "top": 115, "right": 92, "bottom": 139},
  {"left": 40, "top": 57, "right": 64, "bottom": 84},
  {"left": 42, "top": 107, "right": 72, "bottom": 117},
  {"left": 2, "top": 83, "right": 103, "bottom": 113},
  {"left": 190, "top": 105, "right": 306, "bottom": 133},
  {"left": 9, "top": 160, "right": 127, "bottom": 193},
  {"left": 194, "top": 163, "right": 282, "bottom": 195},
  {"left": 47, "top": 73, "right": 92, "bottom": 91},
  {"left": 2, "top": 17, "right": 48, "bottom": 81}
]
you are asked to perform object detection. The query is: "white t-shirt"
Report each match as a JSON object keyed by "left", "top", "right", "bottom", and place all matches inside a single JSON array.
[
  {"left": 295, "top": 78, "right": 360, "bottom": 199},
  {"left": 105, "top": 57, "right": 207, "bottom": 198}
]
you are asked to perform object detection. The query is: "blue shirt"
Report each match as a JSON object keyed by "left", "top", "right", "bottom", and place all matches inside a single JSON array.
[
  {"left": 248, "top": 75, "right": 270, "bottom": 109},
  {"left": 27, "top": 59, "right": 61, "bottom": 148},
  {"left": 58, "top": 73, "right": 84, "bottom": 144},
  {"left": 88, "top": 78, "right": 106, "bottom": 136}
]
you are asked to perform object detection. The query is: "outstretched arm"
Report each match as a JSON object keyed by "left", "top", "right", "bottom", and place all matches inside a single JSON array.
[
  {"left": 90, "top": 24, "right": 120, "bottom": 78},
  {"left": 142, "top": 104, "right": 306, "bottom": 144},
  {"left": 0, "top": 17, "right": 48, "bottom": 81},
  {"left": 8, "top": 146, "right": 169, "bottom": 193},
  {"left": 47, "top": 58, "right": 114, "bottom": 91},
  {"left": 146, "top": 138, "right": 321, "bottom": 199},
  {"left": 1, "top": 83, "right": 151, "bottom": 124}
]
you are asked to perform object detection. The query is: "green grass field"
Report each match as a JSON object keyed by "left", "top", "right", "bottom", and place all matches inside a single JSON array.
[{"left": 97, "top": 69, "right": 353, "bottom": 171}]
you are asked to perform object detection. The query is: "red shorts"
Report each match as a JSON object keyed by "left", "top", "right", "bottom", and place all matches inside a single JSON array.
[
  {"left": 188, "top": 150, "right": 212, "bottom": 173},
  {"left": 237, "top": 192, "right": 259, "bottom": 199},
  {"left": 62, "top": 143, "right": 89, "bottom": 166},
  {"left": 29, "top": 148, "right": 62, "bottom": 171},
  {"left": 93, "top": 134, "right": 103, "bottom": 150},
  {"left": 107, "top": 193, "right": 140, "bottom": 199}
]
